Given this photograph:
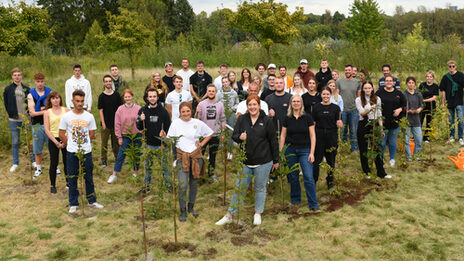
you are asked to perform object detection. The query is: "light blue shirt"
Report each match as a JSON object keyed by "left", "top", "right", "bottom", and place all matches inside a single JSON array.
[{"left": 330, "top": 95, "right": 344, "bottom": 112}]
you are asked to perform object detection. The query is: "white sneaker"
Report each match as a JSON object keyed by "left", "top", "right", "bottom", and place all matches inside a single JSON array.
[
  {"left": 424, "top": 140, "right": 429, "bottom": 144},
  {"left": 32, "top": 162, "right": 37, "bottom": 168},
  {"left": 253, "top": 213, "right": 262, "bottom": 225},
  {"left": 107, "top": 175, "right": 117, "bottom": 184},
  {"left": 9, "top": 164, "right": 19, "bottom": 172},
  {"left": 215, "top": 215, "right": 232, "bottom": 226},
  {"left": 227, "top": 153, "right": 233, "bottom": 160},
  {"left": 459, "top": 139, "right": 464, "bottom": 146},
  {"left": 384, "top": 174, "right": 392, "bottom": 179},
  {"left": 56, "top": 167, "right": 61, "bottom": 175},
  {"left": 69, "top": 206, "right": 78, "bottom": 213},
  {"left": 389, "top": 159, "right": 395, "bottom": 167},
  {"left": 132, "top": 173, "right": 137, "bottom": 178},
  {"left": 447, "top": 138, "right": 455, "bottom": 144},
  {"left": 33, "top": 169, "right": 42, "bottom": 179},
  {"left": 88, "top": 202, "right": 104, "bottom": 209}
]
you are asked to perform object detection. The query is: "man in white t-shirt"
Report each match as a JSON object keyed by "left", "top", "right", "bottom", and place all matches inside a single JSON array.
[
  {"left": 176, "top": 58, "right": 195, "bottom": 93},
  {"left": 213, "top": 64, "right": 228, "bottom": 89},
  {"left": 165, "top": 76, "right": 193, "bottom": 120},
  {"left": 59, "top": 90, "right": 104, "bottom": 214},
  {"left": 235, "top": 82, "right": 268, "bottom": 120}
]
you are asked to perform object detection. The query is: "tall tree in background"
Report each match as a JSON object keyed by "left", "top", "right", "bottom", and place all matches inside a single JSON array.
[
  {"left": 82, "top": 20, "right": 104, "bottom": 55},
  {"left": 105, "top": 8, "right": 151, "bottom": 80},
  {"left": 170, "top": 0, "right": 195, "bottom": 37},
  {"left": 228, "top": 0, "right": 306, "bottom": 61},
  {"left": 0, "top": 1, "right": 52, "bottom": 55},
  {"left": 345, "top": 0, "right": 385, "bottom": 46}
]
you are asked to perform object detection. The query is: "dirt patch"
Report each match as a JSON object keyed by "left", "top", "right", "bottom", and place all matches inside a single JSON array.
[
  {"left": 267, "top": 204, "right": 299, "bottom": 215},
  {"left": 224, "top": 223, "right": 246, "bottom": 235},
  {"left": 230, "top": 235, "right": 254, "bottom": 246},
  {"left": 253, "top": 228, "right": 279, "bottom": 241},
  {"left": 287, "top": 211, "right": 321, "bottom": 222},
  {"left": 205, "top": 231, "right": 219, "bottom": 241},
  {"left": 162, "top": 242, "right": 196, "bottom": 254},
  {"left": 201, "top": 248, "right": 218, "bottom": 260}
]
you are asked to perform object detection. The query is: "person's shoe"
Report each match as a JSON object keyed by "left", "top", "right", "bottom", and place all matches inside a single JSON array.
[
  {"left": 407, "top": 158, "right": 412, "bottom": 162},
  {"left": 424, "top": 140, "right": 429, "bottom": 144},
  {"left": 310, "top": 207, "right": 321, "bottom": 213},
  {"left": 383, "top": 174, "right": 392, "bottom": 179},
  {"left": 179, "top": 208, "right": 187, "bottom": 222},
  {"left": 50, "top": 186, "right": 57, "bottom": 194},
  {"left": 389, "top": 159, "right": 396, "bottom": 167},
  {"left": 32, "top": 162, "right": 37, "bottom": 168},
  {"left": 132, "top": 173, "right": 137, "bottom": 178},
  {"left": 210, "top": 175, "right": 219, "bottom": 183},
  {"left": 215, "top": 215, "right": 232, "bottom": 225},
  {"left": 101, "top": 160, "right": 107, "bottom": 168},
  {"left": 447, "top": 137, "right": 455, "bottom": 144},
  {"left": 69, "top": 206, "right": 78, "bottom": 214},
  {"left": 188, "top": 203, "right": 199, "bottom": 218},
  {"left": 227, "top": 152, "right": 233, "bottom": 160},
  {"left": 33, "top": 169, "right": 42, "bottom": 179},
  {"left": 253, "top": 213, "right": 262, "bottom": 225},
  {"left": 138, "top": 187, "right": 150, "bottom": 196},
  {"left": 107, "top": 175, "right": 117, "bottom": 184},
  {"left": 56, "top": 167, "right": 61, "bottom": 175},
  {"left": 415, "top": 157, "right": 421, "bottom": 162},
  {"left": 327, "top": 182, "right": 334, "bottom": 191},
  {"left": 9, "top": 164, "right": 19, "bottom": 172},
  {"left": 88, "top": 202, "right": 104, "bottom": 209},
  {"left": 459, "top": 138, "right": 464, "bottom": 146}
]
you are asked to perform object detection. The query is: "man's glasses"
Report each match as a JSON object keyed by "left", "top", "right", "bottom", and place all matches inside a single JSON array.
[{"left": 449, "top": 65, "right": 456, "bottom": 68}]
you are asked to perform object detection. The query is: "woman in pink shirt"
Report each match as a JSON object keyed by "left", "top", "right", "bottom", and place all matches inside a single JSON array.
[{"left": 107, "top": 89, "right": 142, "bottom": 184}]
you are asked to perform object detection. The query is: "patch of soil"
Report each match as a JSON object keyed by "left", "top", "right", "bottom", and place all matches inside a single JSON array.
[
  {"left": 201, "top": 248, "right": 218, "bottom": 260},
  {"left": 224, "top": 223, "right": 246, "bottom": 235},
  {"left": 205, "top": 231, "right": 219, "bottom": 241},
  {"left": 253, "top": 228, "right": 279, "bottom": 241},
  {"left": 287, "top": 211, "right": 321, "bottom": 222},
  {"left": 230, "top": 235, "right": 254, "bottom": 246},
  {"left": 267, "top": 204, "right": 299, "bottom": 215},
  {"left": 162, "top": 242, "right": 196, "bottom": 254}
]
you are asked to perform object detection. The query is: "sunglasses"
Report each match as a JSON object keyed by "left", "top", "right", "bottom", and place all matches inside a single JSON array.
[{"left": 449, "top": 65, "right": 456, "bottom": 68}]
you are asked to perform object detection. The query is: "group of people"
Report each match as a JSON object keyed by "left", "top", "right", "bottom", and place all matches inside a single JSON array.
[{"left": 3, "top": 58, "right": 464, "bottom": 224}]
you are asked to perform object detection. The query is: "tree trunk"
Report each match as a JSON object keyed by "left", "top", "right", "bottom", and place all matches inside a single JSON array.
[{"left": 128, "top": 48, "right": 135, "bottom": 80}]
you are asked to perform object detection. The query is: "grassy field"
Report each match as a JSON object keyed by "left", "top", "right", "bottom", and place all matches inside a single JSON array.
[{"left": 1, "top": 69, "right": 463, "bottom": 260}]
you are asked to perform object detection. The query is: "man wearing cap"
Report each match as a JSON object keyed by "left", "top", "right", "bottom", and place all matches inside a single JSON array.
[
  {"left": 295, "top": 59, "right": 315, "bottom": 89},
  {"left": 163, "top": 62, "right": 176, "bottom": 92},
  {"left": 263, "top": 63, "right": 277, "bottom": 90}
]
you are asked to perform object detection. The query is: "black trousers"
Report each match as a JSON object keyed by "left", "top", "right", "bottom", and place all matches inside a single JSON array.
[
  {"left": 420, "top": 104, "right": 435, "bottom": 141},
  {"left": 357, "top": 119, "right": 386, "bottom": 178},
  {"left": 48, "top": 137, "right": 67, "bottom": 187},
  {"left": 313, "top": 128, "right": 338, "bottom": 184},
  {"left": 202, "top": 136, "right": 219, "bottom": 176}
]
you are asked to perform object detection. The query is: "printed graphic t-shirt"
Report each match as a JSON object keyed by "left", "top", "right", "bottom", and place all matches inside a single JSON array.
[{"left": 59, "top": 110, "right": 97, "bottom": 154}]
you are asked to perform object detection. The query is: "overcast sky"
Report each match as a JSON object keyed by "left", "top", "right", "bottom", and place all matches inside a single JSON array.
[{"left": 1, "top": 0, "right": 461, "bottom": 16}]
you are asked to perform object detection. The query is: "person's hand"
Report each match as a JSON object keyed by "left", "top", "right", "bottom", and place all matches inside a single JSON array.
[
  {"left": 271, "top": 163, "right": 279, "bottom": 171},
  {"left": 140, "top": 112, "right": 145, "bottom": 121},
  {"left": 102, "top": 122, "right": 106, "bottom": 130},
  {"left": 196, "top": 106, "right": 201, "bottom": 114},
  {"left": 337, "top": 120, "right": 343, "bottom": 128},
  {"left": 269, "top": 109, "right": 275, "bottom": 117},
  {"left": 159, "top": 129, "right": 166, "bottom": 139},
  {"left": 195, "top": 140, "right": 202, "bottom": 148},
  {"left": 381, "top": 130, "right": 386, "bottom": 138},
  {"left": 393, "top": 108, "right": 401, "bottom": 117},
  {"left": 220, "top": 134, "right": 225, "bottom": 142},
  {"left": 441, "top": 103, "right": 445, "bottom": 109},
  {"left": 308, "top": 153, "right": 314, "bottom": 163},
  {"left": 118, "top": 139, "right": 123, "bottom": 146},
  {"left": 239, "top": 131, "right": 247, "bottom": 141}
]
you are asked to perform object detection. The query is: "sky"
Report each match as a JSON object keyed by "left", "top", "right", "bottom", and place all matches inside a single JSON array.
[{"left": 1, "top": 0, "right": 461, "bottom": 16}]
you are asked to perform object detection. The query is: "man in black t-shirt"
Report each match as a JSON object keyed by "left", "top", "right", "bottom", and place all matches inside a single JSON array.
[
  {"left": 98, "top": 75, "right": 122, "bottom": 167},
  {"left": 190, "top": 60, "right": 213, "bottom": 111},
  {"left": 260, "top": 74, "right": 276, "bottom": 101},
  {"left": 265, "top": 77, "right": 291, "bottom": 134},
  {"left": 163, "top": 62, "right": 176, "bottom": 92}
]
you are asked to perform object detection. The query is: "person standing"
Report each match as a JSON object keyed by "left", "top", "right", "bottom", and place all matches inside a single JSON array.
[
  {"left": 262, "top": 64, "right": 277, "bottom": 90},
  {"left": 356, "top": 81, "right": 390, "bottom": 178},
  {"left": 378, "top": 64, "right": 401, "bottom": 90},
  {"left": 295, "top": 59, "right": 315, "bottom": 89},
  {"left": 166, "top": 76, "right": 193, "bottom": 120},
  {"left": 59, "top": 90, "right": 104, "bottom": 213},
  {"left": 418, "top": 71, "right": 439, "bottom": 142},
  {"left": 279, "top": 95, "right": 318, "bottom": 210},
  {"left": 190, "top": 60, "right": 213, "bottom": 109},
  {"left": 176, "top": 58, "right": 195, "bottom": 93},
  {"left": 403, "top": 77, "right": 424, "bottom": 160},
  {"left": 136, "top": 88, "right": 171, "bottom": 193},
  {"left": 328, "top": 79, "right": 343, "bottom": 111},
  {"left": 239, "top": 68, "right": 252, "bottom": 93},
  {"left": 196, "top": 84, "right": 226, "bottom": 182},
  {"left": 336, "top": 64, "right": 361, "bottom": 152},
  {"left": 65, "top": 64, "right": 92, "bottom": 111},
  {"left": 277, "top": 65, "right": 293, "bottom": 90},
  {"left": 289, "top": 74, "right": 307, "bottom": 96},
  {"left": 44, "top": 92, "right": 70, "bottom": 193},
  {"left": 98, "top": 75, "right": 122, "bottom": 168},
  {"left": 260, "top": 74, "right": 276, "bottom": 101},
  {"left": 145, "top": 72, "right": 169, "bottom": 105},
  {"left": 163, "top": 62, "right": 176, "bottom": 92},
  {"left": 331, "top": 70, "right": 340, "bottom": 81},
  {"left": 28, "top": 72, "right": 52, "bottom": 178},
  {"left": 107, "top": 89, "right": 142, "bottom": 184},
  {"left": 216, "top": 77, "right": 239, "bottom": 127},
  {"left": 265, "top": 77, "right": 292, "bottom": 133},
  {"left": 109, "top": 64, "right": 127, "bottom": 96},
  {"left": 375, "top": 75, "right": 407, "bottom": 167},
  {"left": 213, "top": 64, "right": 229, "bottom": 89},
  {"left": 440, "top": 60, "right": 464, "bottom": 144},
  {"left": 315, "top": 59, "right": 332, "bottom": 92},
  {"left": 236, "top": 83, "right": 269, "bottom": 119},
  {"left": 255, "top": 62, "right": 267, "bottom": 82},
  {"left": 312, "top": 87, "right": 343, "bottom": 190},
  {"left": 4, "top": 68, "right": 33, "bottom": 172},
  {"left": 302, "top": 77, "right": 322, "bottom": 114},
  {"left": 167, "top": 102, "right": 213, "bottom": 222},
  {"left": 216, "top": 95, "right": 279, "bottom": 226}
]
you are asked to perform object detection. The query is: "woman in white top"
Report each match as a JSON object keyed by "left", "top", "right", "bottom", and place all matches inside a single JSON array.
[
  {"left": 289, "top": 74, "right": 307, "bottom": 96},
  {"left": 327, "top": 79, "right": 344, "bottom": 111},
  {"left": 167, "top": 102, "right": 213, "bottom": 222},
  {"left": 43, "top": 91, "right": 69, "bottom": 193},
  {"left": 355, "top": 81, "right": 390, "bottom": 178}
]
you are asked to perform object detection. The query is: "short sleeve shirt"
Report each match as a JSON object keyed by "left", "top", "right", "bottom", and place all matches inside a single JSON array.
[
  {"left": 167, "top": 118, "right": 214, "bottom": 153},
  {"left": 59, "top": 111, "right": 97, "bottom": 154}
]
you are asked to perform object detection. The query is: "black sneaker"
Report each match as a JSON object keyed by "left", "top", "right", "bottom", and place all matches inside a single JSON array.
[
  {"left": 101, "top": 160, "right": 107, "bottom": 168},
  {"left": 50, "top": 186, "right": 57, "bottom": 194},
  {"left": 310, "top": 207, "right": 321, "bottom": 213},
  {"left": 137, "top": 188, "right": 150, "bottom": 196}
]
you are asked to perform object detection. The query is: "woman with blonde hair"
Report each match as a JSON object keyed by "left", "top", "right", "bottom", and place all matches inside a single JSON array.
[
  {"left": 253, "top": 75, "right": 264, "bottom": 94},
  {"left": 289, "top": 74, "right": 307, "bottom": 96},
  {"left": 418, "top": 70, "right": 439, "bottom": 142},
  {"left": 327, "top": 79, "right": 344, "bottom": 111},
  {"left": 145, "top": 72, "right": 169, "bottom": 105}
]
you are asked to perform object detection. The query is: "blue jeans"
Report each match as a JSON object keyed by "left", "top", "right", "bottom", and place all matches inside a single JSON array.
[
  {"left": 113, "top": 134, "right": 142, "bottom": 173},
  {"left": 285, "top": 147, "right": 318, "bottom": 209},
  {"left": 405, "top": 126, "right": 422, "bottom": 158},
  {"left": 342, "top": 110, "right": 359, "bottom": 151},
  {"left": 448, "top": 106, "right": 464, "bottom": 139},
  {"left": 144, "top": 145, "right": 171, "bottom": 190},
  {"left": 32, "top": 124, "right": 48, "bottom": 155},
  {"left": 66, "top": 152, "right": 96, "bottom": 206},
  {"left": 9, "top": 120, "right": 34, "bottom": 165},
  {"left": 228, "top": 161, "right": 273, "bottom": 215},
  {"left": 382, "top": 127, "right": 400, "bottom": 161}
]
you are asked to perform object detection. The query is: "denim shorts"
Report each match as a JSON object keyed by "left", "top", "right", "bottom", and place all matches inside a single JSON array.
[{"left": 32, "top": 124, "right": 48, "bottom": 154}]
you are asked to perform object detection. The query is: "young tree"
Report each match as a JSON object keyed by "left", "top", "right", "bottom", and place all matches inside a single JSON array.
[
  {"left": 105, "top": 8, "right": 151, "bottom": 80},
  {"left": 170, "top": 0, "right": 195, "bottom": 37},
  {"left": 227, "top": 0, "right": 306, "bottom": 61},
  {"left": 345, "top": 0, "right": 385, "bottom": 46},
  {"left": 82, "top": 20, "right": 104, "bottom": 55}
]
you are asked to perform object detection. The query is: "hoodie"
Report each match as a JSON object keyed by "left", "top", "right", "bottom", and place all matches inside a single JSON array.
[
  {"left": 295, "top": 66, "right": 315, "bottom": 89},
  {"left": 315, "top": 67, "right": 332, "bottom": 92},
  {"left": 65, "top": 75, "right": 92, "bottom": 110}
]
